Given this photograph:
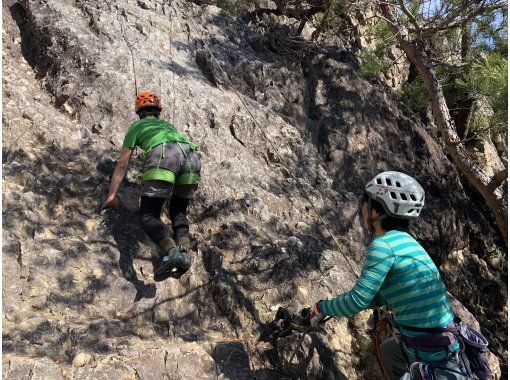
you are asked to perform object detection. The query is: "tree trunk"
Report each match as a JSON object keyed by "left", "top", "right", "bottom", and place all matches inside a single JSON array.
[
  {"left": 451, "top": 25, "right": 472, "bottom": 139},
  {"left": 379, "top": 4, "right": 508, "bottom": 243}
]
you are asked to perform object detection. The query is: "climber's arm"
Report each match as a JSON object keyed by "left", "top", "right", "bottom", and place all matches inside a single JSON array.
[
  {"left": 319, "top": 240, "right": 394, "bottom": 317},
  {"left": 101, "top": 148, "right": 133, "bottom": 210}
]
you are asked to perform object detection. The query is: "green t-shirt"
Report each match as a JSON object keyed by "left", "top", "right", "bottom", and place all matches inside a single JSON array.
[{"left": 122, "top": 117, "right": 197, "bottom": 152}]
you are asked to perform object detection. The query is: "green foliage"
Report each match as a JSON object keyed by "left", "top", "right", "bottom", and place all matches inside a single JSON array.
[
  {"left": 471, "top": 7, "right": 508, "bottom": 55},
  {"left": 312, "top": 1, "right": 350, "bottom": 32},
  {"left": 456, "top": 52, "right": 508, "bottom": 134},
  {"left": 395, "top": 78, "right": 429, "bottom": 111},
  {"left": 358, "top": 21, "right": 397, "bottom": 80},
  {"left": 355, "top": 3, "right": 507, "bottom": 140},
  {"left": 358, "top": 50, "right": 392, "bottom": 79}
]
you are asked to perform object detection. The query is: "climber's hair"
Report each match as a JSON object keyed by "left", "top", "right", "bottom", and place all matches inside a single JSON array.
[
  {"left": 361, "top": 193, "right": 411, "bottom": 232},
  {"left": 137, "top": 106, "right": 161, "bottom": 119}
]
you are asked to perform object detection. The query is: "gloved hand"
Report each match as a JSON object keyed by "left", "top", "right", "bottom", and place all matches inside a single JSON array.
[{"left": 310, "top": 302, "right": 324, "bottom": 328}]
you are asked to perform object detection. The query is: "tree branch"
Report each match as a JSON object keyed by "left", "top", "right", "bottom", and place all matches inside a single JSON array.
[
  {"left": 488, "top": 169, "right": 508, "bottom": 192},
  {"left": 378, "top": 1, "right": 507, "bottom": 242},
  {"left": 417, "top": 1, "right": 506, "bottom": 34},
  {"left": 447, "top": 125, "right": 494, "bottom": 146},
  {"left": 436, "top": 0, "right": 481, "bottom": 29},
  {"left": 241, "top": 8, "right": 280, "bottom": 23},
  {"left": 398, "top": 0, "right": 421, "bottom": 33}
]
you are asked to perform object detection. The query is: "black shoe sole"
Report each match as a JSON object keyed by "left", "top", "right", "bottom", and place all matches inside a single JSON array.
[
  {"left": 153, "top": 247, "right": 192, "bottom": 281},
  {"left": 154, "top": 266, "right": 188, "bottom": 281}
]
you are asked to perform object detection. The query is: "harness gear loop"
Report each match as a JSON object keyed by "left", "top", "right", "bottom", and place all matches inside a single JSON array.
[
  {"left": 176, "top": 141, "right": 193, "bottom": 174},
  {"left": 156, "top": 142, "right": 166, "bottom": 170}
]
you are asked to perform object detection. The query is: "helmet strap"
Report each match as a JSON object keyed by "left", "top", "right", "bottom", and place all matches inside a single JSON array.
[
  {"left": 367, "top": 198, "right": 375, "bottom": 234},
  {"left": 367, "top": 198, "right": 387, "bottom": 235},
  {"left": 138, "top": 108, "right": 160, "bottom": 118}
]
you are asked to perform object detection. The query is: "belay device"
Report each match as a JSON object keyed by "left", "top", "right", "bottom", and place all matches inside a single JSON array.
[
  {"left": 267, "top": 306, "right": 331, "bottom": 365},
  {"left": 269, "top": 307, "right": 329, "bottom": 338}
]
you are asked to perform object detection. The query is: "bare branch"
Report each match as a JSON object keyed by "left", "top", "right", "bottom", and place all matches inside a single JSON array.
[
  {"left": 488, "top": 169, "right": 508, "bottom": 192},
  {"left": 463, "top": 101, "right": 478, "bottom": 139},
  {"left": 431, "top": 59, "right": 468, "bottom": 69},
  {"left": 447, "top": 125, "right": 495, "bottom": 146},
  {"left": 388, "top": 51, "right": 407, "bottom": 67},
  {"left": 399, "top": 0, "right": 421, "bottom": 33},
  {"left": 437, "top": 0, "right": 481, "bottom": 29},
  {"left": 418, "top": 1, "right": 506, "bottom": 34},
  {"left": 373, "top": 12, "right": 400, "bottom": 29}
]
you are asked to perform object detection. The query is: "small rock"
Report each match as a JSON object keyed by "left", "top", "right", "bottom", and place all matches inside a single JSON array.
[
  {"left": 450, "top": 249, "right": 465, "bottom": 264},
  {"left": 135, "top": 22, "right": 148, "bottom": 36},
  {"left": 30, "top": 295, "right": 47, "bottom": 310},
  {"left": 73, "top": 353, "right": 93, "bottom": 368},
  {"left": 63, "top": 102, "right": 74, "bottom": 115},
  {"left": 92, "top": 267, "right": 103, "bottom": 278},
  {"left": 19, "top": 317, "right": 47, "bottom": 332},
  {"left": 22, "top": 112, "right": 34, "bottom": 121},
  {"left": 85, "top": 219, "right": 98, "bottom": 232},
  {"left": 137, "top": 0, "right": 150, "bottom": 9},
  {"left": 91, "top": 123, "right": 102, "bottom": 134},
  {"left": 297, "top": 285, "right": 309, "bottom": 299},
  {"left": 295, "top": 222, "right": 309, "bottom": 230}
]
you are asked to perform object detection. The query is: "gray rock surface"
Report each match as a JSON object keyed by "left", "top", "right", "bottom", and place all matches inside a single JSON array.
[{"left": 3, "top": 0, "right": 506, "bottom": 378}]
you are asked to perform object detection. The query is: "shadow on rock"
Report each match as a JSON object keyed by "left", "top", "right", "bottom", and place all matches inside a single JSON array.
[{"left": 103, "top": 206, "right": 157, "bottom": 302}]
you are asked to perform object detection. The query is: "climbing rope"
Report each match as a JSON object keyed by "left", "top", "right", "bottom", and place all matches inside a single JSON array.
[
  {"left": 118, "top": 11, "right": 139, "bottom": 97},
  {"left": 113, "top": 5, "right": 359, "bottom": 279},
  {"left": 375, "top": 315, "right": 394, "bottom": 380},
  {"left": 186, "top": 18, "right": 360, "bottom": 280}
]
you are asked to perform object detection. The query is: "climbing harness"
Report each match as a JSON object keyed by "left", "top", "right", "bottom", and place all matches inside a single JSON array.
[
  {"left": 373, "top": 307, "right": 490, "bottom": 380},
  {"left": 138, "top": 141, "right": 201, "bottom": 185},
  {"left": 175, "top": 141, "right": 201, "bottom": 185}
]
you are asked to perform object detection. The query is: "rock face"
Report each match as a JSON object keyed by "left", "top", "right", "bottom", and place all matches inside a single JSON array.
[{"left": 2, "top": 0, "right": 506, "bottom": 379}]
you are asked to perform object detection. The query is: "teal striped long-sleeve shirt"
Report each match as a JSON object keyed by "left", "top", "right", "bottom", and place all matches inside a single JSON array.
[{"left": 319, "top": 230, "right": 456, "bottom": 361}]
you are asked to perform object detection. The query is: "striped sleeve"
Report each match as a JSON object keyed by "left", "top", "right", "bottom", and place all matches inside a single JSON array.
[{"left": 319, "top": 239, "right": 395, "bottom": 317}]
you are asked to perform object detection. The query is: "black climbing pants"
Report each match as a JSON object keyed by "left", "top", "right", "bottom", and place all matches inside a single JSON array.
[
  {"left": 168, "top": 194, "right": 191, "bottom": 241},
  {"left": 139, "top": 194, "right": 191, "bottom": 245}
]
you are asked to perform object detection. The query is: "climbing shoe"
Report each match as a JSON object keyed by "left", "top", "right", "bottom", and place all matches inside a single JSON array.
[{"left": 154, "top": 246, "right": 192, "bottom": 281}]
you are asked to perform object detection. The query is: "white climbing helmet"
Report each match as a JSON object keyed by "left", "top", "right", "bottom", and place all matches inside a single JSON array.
[{"left": 365, "top": 171, "right": 425, "bottom": 219}]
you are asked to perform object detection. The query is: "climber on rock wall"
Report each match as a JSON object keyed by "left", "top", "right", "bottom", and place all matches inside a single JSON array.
[
  {"left": 102, "top": 91, "right": 201, "bottom": 281},
  {"left": 304, "top": 171, "right": 474, "bottom": 380}
]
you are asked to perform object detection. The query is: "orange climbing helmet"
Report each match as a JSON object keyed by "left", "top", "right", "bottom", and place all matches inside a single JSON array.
[{"left": 135, "top": 91, "right": 162, "bottom": 113}]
